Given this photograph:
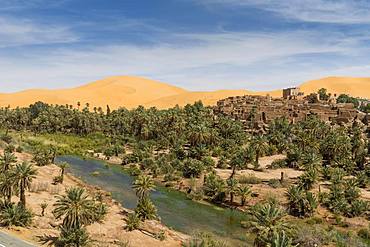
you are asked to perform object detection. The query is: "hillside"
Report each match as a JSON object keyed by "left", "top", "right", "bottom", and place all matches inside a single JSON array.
[{"left": 0, "top": 76, "right": 369, "bottom": 109}]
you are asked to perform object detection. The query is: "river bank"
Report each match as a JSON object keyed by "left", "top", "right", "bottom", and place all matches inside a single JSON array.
[{"left": 0, "top": 149, "right": 187, "bottom": 247}]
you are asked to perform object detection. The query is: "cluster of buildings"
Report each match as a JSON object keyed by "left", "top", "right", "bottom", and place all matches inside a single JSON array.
[{"left": 214, "top": 87, "right": 368, "bottom": 131}]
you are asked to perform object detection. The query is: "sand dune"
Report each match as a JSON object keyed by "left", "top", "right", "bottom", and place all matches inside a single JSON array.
[
  {"left": 299, "top": 77, "right": 370, "bottom": 99},
  {"left": 0, "top": 76, "right": 369, "bottom": 110},
  {"left": 0, "top": 76, "right": 186, "bottom": 109}
]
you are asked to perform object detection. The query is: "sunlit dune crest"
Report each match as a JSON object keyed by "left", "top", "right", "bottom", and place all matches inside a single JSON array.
[{"left": 0, "top": 76, "right": 369, "bottom": 109}]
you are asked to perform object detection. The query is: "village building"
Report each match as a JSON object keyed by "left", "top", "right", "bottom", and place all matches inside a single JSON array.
[{"left": 214, "top": 87, "right": 366, "bottom": 131}]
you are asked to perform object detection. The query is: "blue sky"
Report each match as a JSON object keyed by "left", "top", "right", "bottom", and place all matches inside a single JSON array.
[{"left": 1, "top": 0, "right": 370, "bottom": 92}]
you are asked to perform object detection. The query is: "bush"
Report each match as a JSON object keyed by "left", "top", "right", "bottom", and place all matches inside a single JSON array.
[
  {"left": 58, "top": 226, "right": 90, "bottom": 247},
  {"left": 358, "top": 228, "right": 370, "bottom": 241},
  {"left": 216, "top": 156, "right": 228, "bottom": 169},
  {"left": 125, "top": 213, "right": 140, "bottom": 231},
  {"left": 182, "top": 232, "right": 229, "bottom": 247},
  {"left": 294, "top": 226, "right": 331, "bottom": 247},
  {"left": 135, "top": 197, "right": 158, "bottom": 221},
  {"left": 270, "top": 159, "right": 287, "bottom": 169},
  {"left": 5, "top": 144, "right": 15, "bottom": 153},
  {"left": 154, "top": 230, "right": 166, "bottom": 241},
  {"left": 53, "top": 175, "right": 63, "bottom": 185},
  {"left": 305, "top": 216, "right": 323, "bottom": 225},
  {"left": 183, "top": 158, "right": 204, "bottom": 178},
  {"left": 92, "top": 203, "right": 108, "bottom": 222},
  {"left": 268, "top": 179, "right": 282, "bottom": 188},
  {"left": 239, "top": 174, "right": 262, "bottom": 184},
  {"left": 16, "top": 145, "right": 23, "bottom": 153},
  {"left": 1, "top": 134, "right": 12, "bottom": 144},
  {"left": 0, "top": 204, "right": 33, "bottom": 227},
  {"left": 127, "top": 166, "right": 142, "bottom": 177}
]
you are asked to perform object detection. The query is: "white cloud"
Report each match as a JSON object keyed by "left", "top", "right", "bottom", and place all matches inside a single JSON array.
[
  {"left": 0, "top": 17, "right": 78, "bottom": 47},
  {"left": 200, "top": 0, "right": 370, "bottom": 24},
  {"left": 0, "top": 29, "right": 369, "bottom": 92}
]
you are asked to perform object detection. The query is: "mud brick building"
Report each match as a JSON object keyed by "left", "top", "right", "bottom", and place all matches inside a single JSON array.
[{"left": 214, "top": 89, "right": 366, "bottom": 130}]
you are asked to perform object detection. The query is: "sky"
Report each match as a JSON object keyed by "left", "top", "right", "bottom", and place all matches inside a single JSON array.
[{"left": 1, "top": 0, "right": 370, "bottom": 92}]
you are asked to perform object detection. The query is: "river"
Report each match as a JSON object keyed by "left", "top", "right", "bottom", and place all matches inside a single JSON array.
[{"left": 56, "top": 155, "right": 251, "bottom": 246}]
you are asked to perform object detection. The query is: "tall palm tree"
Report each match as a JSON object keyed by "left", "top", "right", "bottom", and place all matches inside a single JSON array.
[
  {"left": 14, "top": 162, "right": 37, "bottom": 207},
  {"left": 53, "top": 187, "right": 96, "bottom": 229},
  {"left": 132, "top": 175, "right": 155, "bottom": 200},
  {"left": 251, "top": 136, "right": 269, "bottom": 165}
]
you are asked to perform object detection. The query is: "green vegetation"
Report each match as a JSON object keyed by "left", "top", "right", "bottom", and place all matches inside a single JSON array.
[
  {"left": 53, "top": 187, "right": 108, "bottom": 246},
  {"left": 0, "top": 97, "right": 368, "bottom": 246}
]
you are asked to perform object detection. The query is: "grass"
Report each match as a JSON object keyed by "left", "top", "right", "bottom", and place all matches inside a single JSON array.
[
  {"left": 239, "top": 174, "right": 262, "bottom": 184},
  {"left": 7, "top": 130, "right": 111, "bottom": 156}
]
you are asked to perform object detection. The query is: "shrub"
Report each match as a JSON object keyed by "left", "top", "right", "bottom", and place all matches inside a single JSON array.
[
  {"left": 294, "top": 226, "right": 331, "bottom": 247},
  {"left": 239, "top": 174, "right": 262, "bottom": 184},
  {"left": 286, "top": 185, "right": 318, "bottom": 218},
  {"left": 127, "top": 166, "right": 142, "bottom": 177},
  {"left": 53, "top": 175, "right": 63, "bottom": 185},
  {"left": 1, "top": 134, "right": 12, "bottom": 144},
  {"left": 125, "top": 213, "right": 140, "bottom": 231},
  {"left": 270, "top": 159, "right": 287, "bottom": 169},
  {"left": 305, "top": 216, "right": 323, "bottom": 225},
  {"left": 0, "top": 204, "right": 33, "bottom": 227},
  {"left": 92, "top": 203, "right": 108, "bottom": 222},
  {"left": 16, "top": 145, "right": 23, "bottom": 153},
  {"left": 216, "top": 156, "right": 228, "bottom": 169},
  {"left": 358, "top": 228, "right": 370, "bottom": 241},
  {"left": 58, "top": 226, "right": 90, "bottom": 247},
  {"left": 268, "top": 179, "right": 282, "bottom": 188},
  {"left": 154, "top": 230, "right": 166, "bottom": 241},
  {"left": 182, "top": 232, "right": 229, "bottom": 247},
  {"left": 201, "top": 156, "right": 215, "bottom": 170},
  {"left": 5, "top": 144, "right": 15, "bottom": 153},
  {"left": 135, "top": 197, "right": 158, "bottom": 221},
  {"left": 183, "top": 158, "right": 204, "bottom": 178}
]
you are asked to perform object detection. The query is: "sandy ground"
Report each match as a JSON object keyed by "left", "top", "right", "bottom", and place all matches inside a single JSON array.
[
  {"left": 1, "top": 76, "right": 369, "bottom": 109},
  {"left": 216, "top": 154, "right": 303, "bottom": 181},
  {"left": 0, "top": 150, "right": 186, "bottom": 247}
]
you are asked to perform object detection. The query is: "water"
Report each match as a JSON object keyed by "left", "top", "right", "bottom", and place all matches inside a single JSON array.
[{"left": 56, "top": 156, "right": 251, "bottom": 246}]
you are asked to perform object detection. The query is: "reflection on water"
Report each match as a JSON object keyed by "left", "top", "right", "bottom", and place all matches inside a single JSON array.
[{"left": 56, "top": 156, "right": 251, "bottom": 246}]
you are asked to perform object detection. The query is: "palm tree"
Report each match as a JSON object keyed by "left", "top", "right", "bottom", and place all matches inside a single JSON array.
[
  {"left": 298, "top": 168, "right": 318, "bottom": 191},
  {"left": 249, "top": 202, "right": 290, "bottom": 247},
  {"left": 53, "top": 187, "right": 96, "bottom": 229},
  {"left": 132, "top": 175, "right": 155, "bottom": 200},
  {"left": 251, "top": 136, "right": 269, "bottom": 165},
  {"left": 58, "top": 162, "right": 69, "bottom": 184},
  {"left": 14, "top": 162, "right": 37, "bottom": 207},
  {"left": 301, "top": 152, "right": 322, "bottom": 170},
  {"left": 227, "top": 178, "right": 239, "bottom": 204},
  {"left": 237, "top": 184, "right": 251, "bottom": 206},
  {"left": 0, "top": 171, "right": 16, "bottom": 203},
  {"left": 229, "top": 147, "right": 250, "bottom": 179},
  {"left": 0, "top": 151, "right": 17, "bottom": 172}
]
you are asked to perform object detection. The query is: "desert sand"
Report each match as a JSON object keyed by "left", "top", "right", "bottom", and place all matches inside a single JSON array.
[{"left": 0, "top": 76, "right": 369, "bottom": 110}]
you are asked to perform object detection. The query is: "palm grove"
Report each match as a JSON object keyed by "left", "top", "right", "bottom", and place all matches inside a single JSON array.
[{"left": 0, "top": 91, "right": 368, "bottom": 246}]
